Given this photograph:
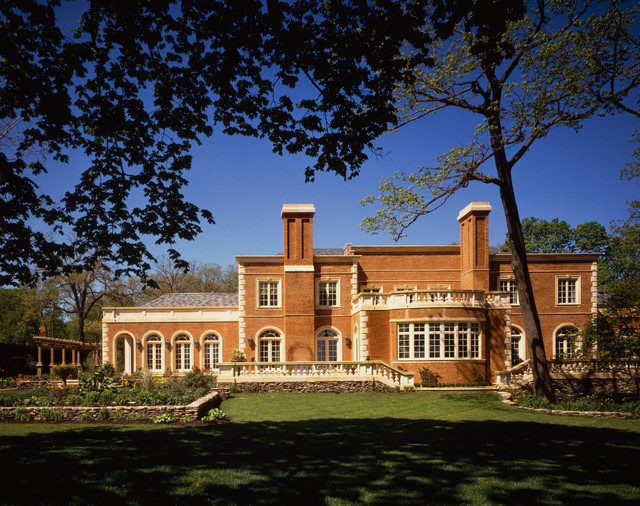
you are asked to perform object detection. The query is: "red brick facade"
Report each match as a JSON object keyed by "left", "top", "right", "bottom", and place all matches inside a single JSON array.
[{"left": 102, "top": 203, "right": 598, "bottom": 383}]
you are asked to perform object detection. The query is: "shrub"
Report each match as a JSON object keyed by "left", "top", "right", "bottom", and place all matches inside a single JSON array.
[
  {"left": 243, "top": 384, "right": 254, "bottom": 393},
  {"left": 115, "top": 392, "right": 133, "bottom": 406},
  {"left": 230, "top": 349, "right": 246, "bottom": 362},
  {"left": 41, "top": 409, "right": 64, "bottom": 422},
  {"left": 114, "top": 410, "right": 126, "bottom": 421},
  {"left": 193, "top": 387, "right": 206, "bottom": 399},
  {"left": 99, "top": 407, "right": 110, "bottom": 420},
  {"left": 201, "top": 408, "right": 226, "bottom": 422},
  {"left": 14, "top": 407, "right": 31, "bottom": 422},
  {"left": 84, "top": 391, "right": 101, "bottom": 406},
  {"left": 135, "top": 413, "right": 149, "bottom": 421},
  {"left": 153, "top": 413, "right": 175, "bottom": 424},
  {"left": 181, "top": 416, "right": 193, "bottom": 423},
  {"left": 0, "top": 410, "right": 9, "bottom": 421},
  {"left": 183, "top": 368, "right": 212, "bottom": 390},
  {"left": 78, "top": 411, "right": 93, "bottom": 422},
  {"left": 99, "top": 389, "right": 116, "bottom": 406},
  {"left": 52, "top": 364, "right": 77, "bottom": 386},
  {"left": 79, "top": 363, "right": 116, "bottom": 396},
  {"left": 228, "top": 384, "right": 241, "bottom": 394}
]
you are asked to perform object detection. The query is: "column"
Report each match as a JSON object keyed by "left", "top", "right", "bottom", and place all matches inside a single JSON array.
[{"left": 36, "top": 345, "right": 43, "bottom": 377}]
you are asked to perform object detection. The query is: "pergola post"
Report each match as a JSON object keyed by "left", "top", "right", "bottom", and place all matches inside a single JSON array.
[
  {"left": 49, "top": 347, "right": 55, "bottom": 375},
  {"left": 61, "top": 348, "right": 66, "bottom": 365},
  {"left": 36, "top": 345, "right": 43, "bottom": 377}
]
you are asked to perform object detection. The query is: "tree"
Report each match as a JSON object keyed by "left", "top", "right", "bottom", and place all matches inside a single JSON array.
[
  {"left": 1, "top": 0, "right": 429, "bottom": 285},
  {"left": 136, "top": 256, "right": 238, "bottom": 304},
  {"left": 357, "top": 1, "right": 639, "bottom": 400},
  {"left": 500, "top": 217, "right": 609, "bottom": 254},
  {"left": 0, "top": 288, "right": 41, "bottom": 345}
]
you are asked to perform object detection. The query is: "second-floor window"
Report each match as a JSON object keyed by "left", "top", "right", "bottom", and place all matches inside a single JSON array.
[
  {"left": 499, "top": 279, "right": 519, "bottom": 305},
  {"left": 259, "top": 281, "right": 280, "bottom": 307},
  {"left": 317, "top": 280, "right": 338, "bottom": 306},
  {"left": 557, "top": 277, "right": 578, "bottom": 305}
]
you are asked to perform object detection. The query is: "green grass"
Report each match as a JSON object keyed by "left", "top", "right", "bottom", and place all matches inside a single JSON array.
[{"left": 1, "top": 391, "right": 640, "bottom": 505}]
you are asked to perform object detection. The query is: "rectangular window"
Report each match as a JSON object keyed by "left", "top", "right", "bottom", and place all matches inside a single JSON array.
[
  {"left": 398, "top": 323, "right": 411, "bottom": 359},
  {"left": 318, "top": 280, "right": 339, "bottom": 306},
  {"left": 499, "top": 279, "right": 519, "bottom": 305},
  {"left": 557, "top": 278, "right": 578, "bottom": 304},
  {"left": 259, "top": 281, "right": 280, "bottom": 307},
  {"left": 399, "top": 322, "right": 482, "bottom": 360},
  {"left": 429, "top": 323, "right": 440, "bottom": 358}
]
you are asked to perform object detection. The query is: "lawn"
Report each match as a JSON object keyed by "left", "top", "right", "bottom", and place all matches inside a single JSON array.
[{"left": 1, "top": 391, "right": 639, "bottom": 505}]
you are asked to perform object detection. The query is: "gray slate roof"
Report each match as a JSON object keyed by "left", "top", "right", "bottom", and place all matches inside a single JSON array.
[
  {"left": 144, "top": 292, "right": 238, "bottom": 307},
  {"left": 275, "top": 248, "right": 345, "bottom": 255}
]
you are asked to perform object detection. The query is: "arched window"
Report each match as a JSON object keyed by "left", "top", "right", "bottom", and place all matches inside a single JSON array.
[
  {"left": 555, "top": 326, "right": 577, "bottom": 359},
  {"left": 203, "top": 333, "right": 220, "bottom": 370},
  {"left": 146, "top": 334, "right": 163, "bottom": 372},
  {"left": 259, "top": 330, "right": 281, "bottom": 362},
  {"left": 316, "top": 329, "right": 339, "bottom": 362},
  {"left": 510, "top": 328, "right": 525, "bottom": 365},
  {"left": 174, "top": 334, "right": 192, "bottom": 372}
]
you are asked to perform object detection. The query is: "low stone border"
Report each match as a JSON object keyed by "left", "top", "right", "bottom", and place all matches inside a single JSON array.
[
  {"left": 498, "top": 391, "right": 634, "bottom": 419},
  {"left": 218, "top": 380, "right": 390, "bottom": 393},
  {"left": 0, "top": 390, "right": 222, "bottom": 422}
]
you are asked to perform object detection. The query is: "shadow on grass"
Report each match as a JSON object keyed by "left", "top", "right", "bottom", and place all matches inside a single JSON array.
[{"left": 1, "top": 417, "right": 639, "bottom": 505}]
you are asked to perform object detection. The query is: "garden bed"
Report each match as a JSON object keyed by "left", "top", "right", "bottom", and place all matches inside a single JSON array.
[{"left": 0, "top": 364, "right": 226, "bottom": 423}]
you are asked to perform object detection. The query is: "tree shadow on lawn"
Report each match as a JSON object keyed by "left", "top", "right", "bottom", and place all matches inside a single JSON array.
[{"left": 1, "top": 417, "right": 639, "bottom": 505}]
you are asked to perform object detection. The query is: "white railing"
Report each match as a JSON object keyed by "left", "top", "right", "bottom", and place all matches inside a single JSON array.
[
  {"left": 496, "top": 358, "right": 640, "bottom": 385},
  {"left": 353, "top": 290, "right": 510, "bottom": 310},
  {"left": 496, "top": 359, "right": 532, "bottom": 385},
  {"left": 217, "top": 360, "right": 415, "bottom": 388}
]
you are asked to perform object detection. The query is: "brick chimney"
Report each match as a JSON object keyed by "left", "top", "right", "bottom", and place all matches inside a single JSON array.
[
  {"left": 458, "top": 202, "right": 492, "bottom": 291},
  {"left": 281, "top": 204, "right": 316, "bottom": 360}
]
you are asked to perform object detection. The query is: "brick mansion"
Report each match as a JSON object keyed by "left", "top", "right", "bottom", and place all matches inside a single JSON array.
[{"left": 102, "top": 203, "right": 598, "bottom": 384}]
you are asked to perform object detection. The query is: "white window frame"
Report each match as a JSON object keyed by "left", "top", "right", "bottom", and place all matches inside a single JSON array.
[
  {"left": 202, "top": 333, "right": 221, "bottom": 370},
  {"left": 145, "top": 333, "right": 164, "bottom": 372},
  {"left": 395, "top": 285, "right": 417, "bottom": 303},
  {"left": 554, "top": 325, "right": 578, "bottom": 359},
  {"left": 362, "top": 286, "right": 383, "bottom": 305},
  {"left": 316, "top": 328, "right": 341, "bottom": 361},
  {"left": 510, "top": 326, "right": 526, "bottom": 364},
  {"left": 316, "top": 279, "right": 340, "bottom": 307},
  {"left": 398, "top": 321, "right": 481, "bottom": 361},
  {"left": 499, "top": 278, "right": 519, "bottom": 305},
  {"left": 257, "top": 279, "right": 281, "bottom": 308},
  {"left": 258, "top": 329, "right": 282, "bottom": 362},
  {"left": 556, "top": 276, "right": 580, "bottom": 306},
  {"left": 173, "top": 333, "right": 193, "bottom": 372}
]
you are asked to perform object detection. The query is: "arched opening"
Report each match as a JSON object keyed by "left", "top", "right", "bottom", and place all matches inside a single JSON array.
[
  {"left": 145, "top": 334, "right": 163, "bottom": 373},
  {"left": 174, "top": 334, "right": 193, "bottom": 372},
  {"left": 555, "top": 325, "right": 578, "bottom": 359},
  {"left": 316, "top": 328, "right": 340, "bottom": 361},
  {"left": 258, "top": 330, "right": 282, "bottom": 362},
  {"left": 202, "top": 333, "right": 220, "bottom": 370},
  {"left": 114, "top": 333, "right": 134, "bottom": 375},
  {"left": 510, "top": 327, "right": 526, "bottom": 365}
]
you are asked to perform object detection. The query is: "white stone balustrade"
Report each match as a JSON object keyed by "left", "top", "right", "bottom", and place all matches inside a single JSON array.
[
  {"left": 217, "top": 360, "right": 415, "bottom": 388},
  {"left": 352, "top": 290, "right": 510, "bottom": 311}
]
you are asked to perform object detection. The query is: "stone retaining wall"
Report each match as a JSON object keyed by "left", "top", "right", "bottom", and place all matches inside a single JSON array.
[
  {"left": 0, "top": 391, "right": 222, "bottom": 422},
  {"left": 520, "top": 373, "right": 640, "bottom": 395},
  {"left": 218, "top": 380, "right": 390, "bottom": 393}
]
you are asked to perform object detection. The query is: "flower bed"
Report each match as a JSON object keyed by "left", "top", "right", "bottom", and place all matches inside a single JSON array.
[
  {"left": 509, "top": 390, "right": 640, "bottom": 418},
  {"left": 0, "top": 364, "right": 223, "bottom": 422}
]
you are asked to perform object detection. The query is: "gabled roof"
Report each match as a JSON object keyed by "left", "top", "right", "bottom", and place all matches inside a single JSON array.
[{"left": 143, "top": 292, "right": 238, "bottom": 307}]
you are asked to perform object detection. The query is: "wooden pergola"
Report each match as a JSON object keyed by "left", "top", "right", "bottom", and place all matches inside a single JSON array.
[{"left": 33, "top": 336, "right": 100, "bottom": 377}]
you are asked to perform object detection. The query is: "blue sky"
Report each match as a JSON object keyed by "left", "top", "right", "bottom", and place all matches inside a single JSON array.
[
  {"left": 129, "top": 107, "right": 638, "bottom": 268},
  {"left": 37, "top": 3, "right": 639, "bottom": 270}
]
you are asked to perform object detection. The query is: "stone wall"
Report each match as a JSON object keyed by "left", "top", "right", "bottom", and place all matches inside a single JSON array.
[
  {"left": 520, "top": 372, "right": 640, "bottom": 395},
  {"left": 0, "top": 390, "right": 222, "bottom": 422},
  {"left": 218, "top": 380, "right": 390, "bottom": 393}
]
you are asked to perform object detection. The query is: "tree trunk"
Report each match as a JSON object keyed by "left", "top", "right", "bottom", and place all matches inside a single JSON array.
[
  {"left": 498, "top": 173, "right": 556, "bottom": 401},
  {"left": 76, "top": 316, "right": 85, "bottom": 343}
]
